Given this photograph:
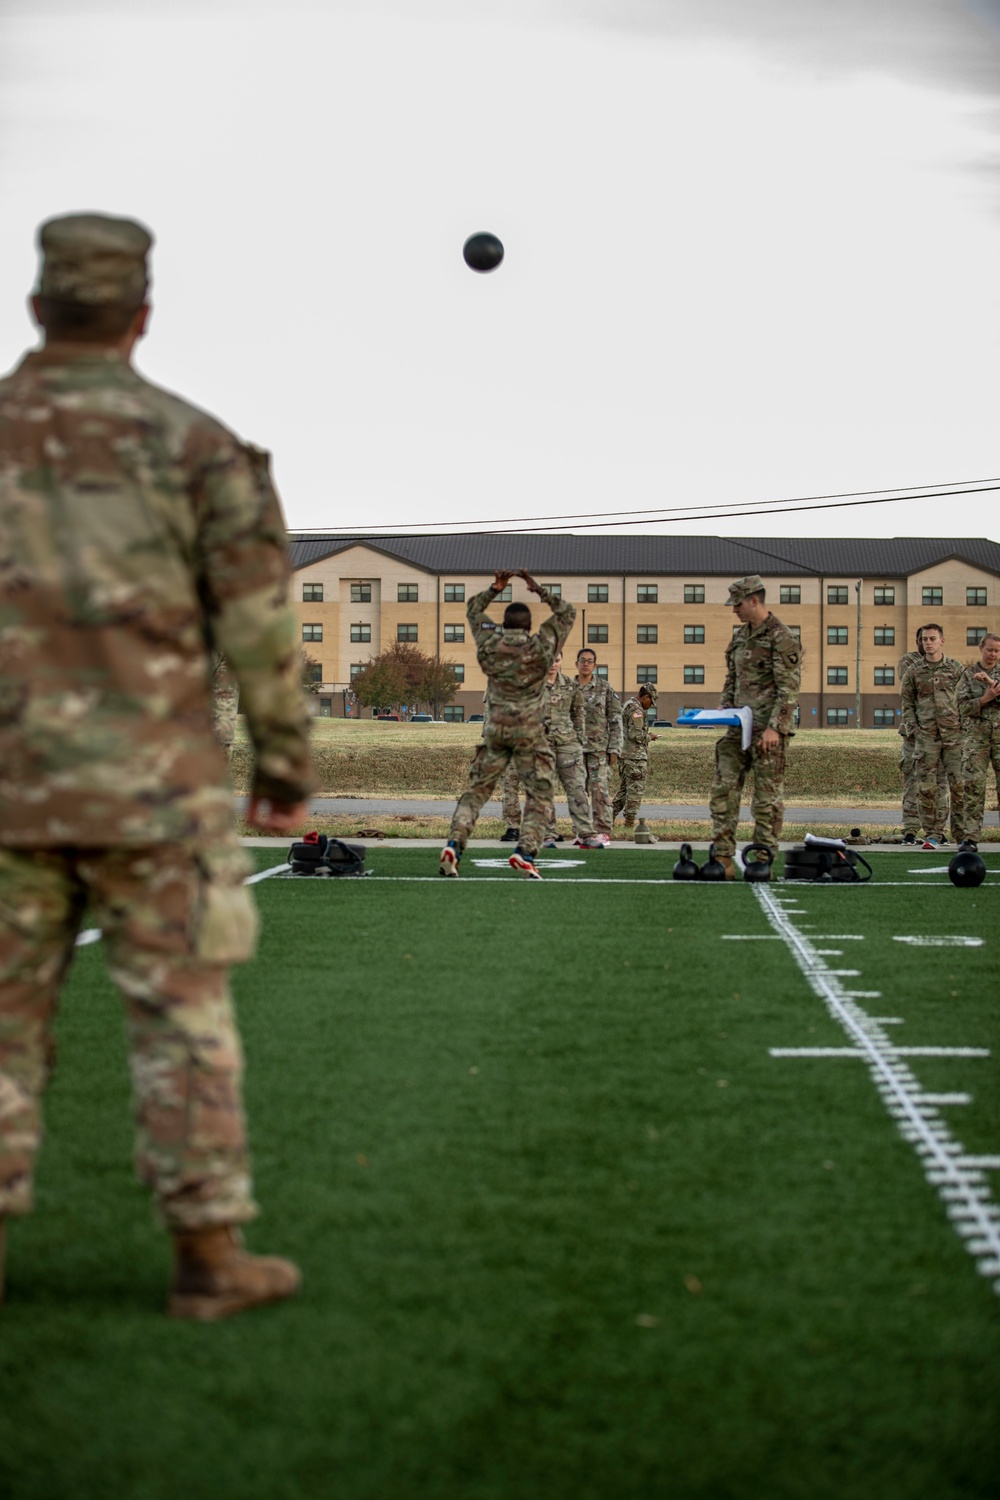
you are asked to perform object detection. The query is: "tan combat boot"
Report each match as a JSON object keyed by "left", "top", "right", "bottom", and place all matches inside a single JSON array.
[{"left": 168, "top": 1225, "right": 301, "bottom": 1321}]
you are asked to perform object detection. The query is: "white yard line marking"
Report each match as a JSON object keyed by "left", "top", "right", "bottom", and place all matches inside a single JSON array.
[
  {"left": 960, "top": 1157, "right": 1000, "bottom": 1170},
  {"left": 871, "top": 1016, "right": 904, "bottom": 1025},
  {"left": 754, "top": 884, "right": 1000, "bottom": 1297},
  {"left": 893, "top": 935, "right": 984, "bottom": 948},
  {"left": 916, "top": 1094, "right": 973, "bottom": 1106},
  {"left": 770, "top": 1047, "right": 989, "bottom": 1059},
  {"left": 721, "top": 934, "right": 781, "bottom": 940},
  {"left": 74, "top": 861, "right": 291, "bottom": 947}
]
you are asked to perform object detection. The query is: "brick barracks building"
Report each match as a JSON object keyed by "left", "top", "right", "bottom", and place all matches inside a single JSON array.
[{"left": 288, "top": 534, "right": 1000, "bottom": 728}]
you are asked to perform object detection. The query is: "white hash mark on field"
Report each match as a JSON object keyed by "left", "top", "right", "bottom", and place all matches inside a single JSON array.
[
  {"left": 754, "top": 885, "right": 1000, "bottom": 1298},
  {"left": 893, "top": 935, "right": 984, "bottom": 947},
  {"left": 469, "top": 858, "right": 585, "bottom": 871},
  {"left": 74, "top": 861, "right": 291, "bottom": 947}
]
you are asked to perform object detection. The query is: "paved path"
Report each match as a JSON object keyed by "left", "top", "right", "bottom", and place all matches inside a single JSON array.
[{"left": 236, "top": 795, "right": 1000, "bottom": 829}]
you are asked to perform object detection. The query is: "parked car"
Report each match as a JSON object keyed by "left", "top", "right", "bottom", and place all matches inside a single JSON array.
[
  {"left": 652, "top": 719, "right": 673, "bottom": 728},
  {"left": 375, "top": 713, "right": 402, "bottom": 721},
  {"left": 409, "top": 713, "right": 434, "bottom": 723},
  {"left": 467, "top": 713, "right": 485, "bottom": 722}
]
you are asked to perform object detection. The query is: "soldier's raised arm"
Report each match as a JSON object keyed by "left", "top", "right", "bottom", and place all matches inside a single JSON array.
[{"left": 522, "top": 573, "right": 576, "bottom": 657}]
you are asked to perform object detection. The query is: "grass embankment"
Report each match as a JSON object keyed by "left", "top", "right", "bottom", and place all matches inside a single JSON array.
[{"left": 231, "top": 723, "right": 905, "bottom": 804}]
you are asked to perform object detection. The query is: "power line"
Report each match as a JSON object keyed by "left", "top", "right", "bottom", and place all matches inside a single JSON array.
[{"left": 289, "top": 476, "right": 1000, "bottom": 536}]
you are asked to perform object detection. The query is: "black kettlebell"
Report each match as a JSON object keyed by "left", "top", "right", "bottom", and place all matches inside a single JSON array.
[
  {"left": 699, "top": 842, "right": 728, "bottom": 881},
  {"left": 673, "top": 842, "right": 700, "bottom": 880},
  {"left": 742, "top": 842, "right": 774, "bottom": 882}
]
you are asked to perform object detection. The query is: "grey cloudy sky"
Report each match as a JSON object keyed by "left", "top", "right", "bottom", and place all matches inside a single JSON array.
[{"left": 1, "top": 0, "right": 998, "bottom": 542}]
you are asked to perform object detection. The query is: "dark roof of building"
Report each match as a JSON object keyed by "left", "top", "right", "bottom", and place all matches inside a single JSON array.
[{"left": 287, "top": 533, "right": 1000, "bottom": 579}]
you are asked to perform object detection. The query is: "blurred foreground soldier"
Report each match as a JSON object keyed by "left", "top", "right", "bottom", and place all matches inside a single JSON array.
[
  {"left": 0, "top": 214, "right": 313, "bottom": 1319},
  {"left": 541, "top": 651, "right": 600, "bottom": 848},
  {"left": 441, "top": 571, "right": 575, "bottom": 878},
  {"left": 573, "top": 648, "right": 623, "bottom": 845},
  {"left": 211, "top": 653, "right": 239, "bottom": 757},
  {"left": 900, "top": 623, "right": 966, "bottom": 849},
  {"left": 895, "top": 628, "right": 949, "bottom": 843},
  {"left": 708, "top": 576, "right": 802, "bottom": 880},
  {"left": 612, "top": 685, "right": 658, "bottom": 836},
  {"left": 957, "top": 632, "right": 1000, "bottom": 847}
]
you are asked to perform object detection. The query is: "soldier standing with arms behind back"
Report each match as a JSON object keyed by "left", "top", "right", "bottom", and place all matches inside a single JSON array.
[
  {"left": 0, "top": 214, "right": 313, "bottom": 1319},
  {"left": 895, "top": 627, "right": 949, "bottom": 844},
  {"left": 708, "top": 576, "right": 802, "bottom": 880},
  {"left": 899, "top": 623, "right": 966, "bottom": 849},
  {"left": 573, "top": 647, "right": 623, "bottom": 846},
  {"left": 956, "top": 631, "right": 1000, "bottom": 849}
]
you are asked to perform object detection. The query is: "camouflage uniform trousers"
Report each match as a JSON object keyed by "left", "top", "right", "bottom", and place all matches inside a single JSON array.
[
  {"left": 612, "top": 757, "right": 648, "bottom": 825},
  {"left": 582, "top": 752, "right": 615, "bottom": 837},
  {"left": 709, "top": 731, "right": 787, "bottom": 858},
  {"left": 0, "top": 838, "right": 259, "bottom": 1230},
  {"left": 449, "top": 730, "right": 555, "bottom": 858},
  {"left": 960, "top": 722, "right": 1000, "bottom": 843},
  {"left": 546, "top": 744, "right": 596, "bottom": 839},
  {"left": 913, "top": 730, "right": 966, "bottom": 842},
  {"left": 900, "top": 735, "right": 949, "bottom": 836}
]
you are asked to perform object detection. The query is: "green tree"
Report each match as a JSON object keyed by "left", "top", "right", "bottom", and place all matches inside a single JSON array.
[
  {"left": 301, "top": 651, "right": 322, "bottom": 694},
  {"left": 351, "top": 643, "right": 459, "bottom": 716}
]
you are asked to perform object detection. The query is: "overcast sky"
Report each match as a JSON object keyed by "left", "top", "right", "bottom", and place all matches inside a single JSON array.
[{"left": 2, "top": 0, "right": 999, "bottom": 542}]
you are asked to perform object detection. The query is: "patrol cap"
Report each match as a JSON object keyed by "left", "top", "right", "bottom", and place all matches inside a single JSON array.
[
  {"left": 728, "top": 574, "right": 766, "bottom": 605},
  {"left": 637, "top": 683, "right": 658, "bottom": 703},
  {"left": 36, "top": 213, "right": 153, "bottom": 307}
]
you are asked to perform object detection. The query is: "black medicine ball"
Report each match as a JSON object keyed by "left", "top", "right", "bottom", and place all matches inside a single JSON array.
[
  {"left": 463, "top": 232, "right": 504, "bottom": 272},
  {"left": 948, "top": 849, "right": 987, "bottom": 888}
]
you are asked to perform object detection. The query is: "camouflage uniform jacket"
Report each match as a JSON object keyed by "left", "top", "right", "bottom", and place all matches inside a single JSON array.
[
  {"left": 620, "top": 696, "right": 651, "bottom": 762},
  {"left": 896, "top": 650, "right": 923, "bottom": 735},
  {"left": 573, "top": 675, "right": 623, "bottom": 755},
  {"left": 542, "top": 671, "right": 586, "bottom": 748},
  {"left": 721, "top": 613, "right": 801, "bottom": 735},
  {"left": 900, "top": 655, "right": 964, "bottom": 739},
  {"left": 468, "top": 586, "right": 576, "bottom": 736},
  {"left": 958, "top": 662, "right": 1000, "bottom": 732},
  {"left": 0, "top": 344, "right": 313, "bottom": 846}
]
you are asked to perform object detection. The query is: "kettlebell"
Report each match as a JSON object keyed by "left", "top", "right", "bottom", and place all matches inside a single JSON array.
[
  {"left": 672, "top": 842, "right": 700, "bottom": 880},
  {"left": 699, "top": 842, "right": 728, "bottom": 881},
  {"left": 742, "top": 842, "right": 774, "bottom": 882}
]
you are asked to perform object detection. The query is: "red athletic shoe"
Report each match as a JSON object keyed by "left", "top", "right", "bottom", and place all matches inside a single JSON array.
[{"left": 509, "top": 851, "right": 542, "bottom": 880}]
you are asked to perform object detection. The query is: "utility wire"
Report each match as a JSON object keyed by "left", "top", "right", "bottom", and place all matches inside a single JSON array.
[{"left": 289, "top": 476, "right": 1000, "bottom": 536}]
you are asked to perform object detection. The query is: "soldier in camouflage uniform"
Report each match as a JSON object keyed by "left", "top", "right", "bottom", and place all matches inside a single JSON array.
[
  {"left": 441, "top": 571, "right": 575, "bottom": 877},
  {"left": 899, "top": 624, "right": 966, "bottom": 846},
  {"left": 896, "top": 628, "right": 949, "bottom": 842},
  {"left": 708, "top": 576, "right": 802, "bottom": 879},
  {"left": 612, "top": 685, "right": 658, "bottom": 834},
  {"left": 541, "top": 651, "right": 600, "bottom": 847},
  {"left": 957, "top": 632, "right": 1000, "bottom": 846},
  {"left": 573, "top": 648, "right": 623, "bottom": 844},
  {"left": 499, "top": 762, "right": 524, "bottom": 840},
  {"left": 0, "top": 214, "right": 313, "bottom": 1319},
  {"left": 211, "top": 653, "right": 239, "bottom": 756}
]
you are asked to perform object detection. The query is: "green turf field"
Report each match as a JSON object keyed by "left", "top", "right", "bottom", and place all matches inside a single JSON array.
[{"left": 2, "top": 848, "right": 998, "bottom": 1500}]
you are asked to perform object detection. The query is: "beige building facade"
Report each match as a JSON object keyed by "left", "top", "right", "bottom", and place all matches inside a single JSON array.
[{"left": 288, "top": 535, "right": 1000, "bottom": 727}]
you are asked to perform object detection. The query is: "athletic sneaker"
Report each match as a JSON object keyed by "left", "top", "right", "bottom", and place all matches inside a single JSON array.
[
  {"left": 920, "top": 837, "right": 939, "bottom": 850},
  {"left": 553, "top": 834, "right": 566, "bottom": 842},
  {"left": 597, "top": 833, "right": 612, "bottom": 847},
  {"left": 509, "top": 850, "right": 542, "bottom": 879},
  {"left": 542, "top": 837, "right": 558, "bottom": 849},
  {"left": 902, "top": 833, "right": 917, "bottom": 845},
  {"left": 439, "top": 841, "right": 461, "bottom": 876},
  {"left": 499, "top": 827, "right": 520, "bottom": 842},
  {"left": 958, "top": 838, "right": 979, "bottom": 852},
  {"left": 577, "top": 835, "right": 604, "bottom": 849}
]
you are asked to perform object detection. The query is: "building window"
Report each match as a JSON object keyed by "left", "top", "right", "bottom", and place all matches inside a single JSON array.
[
  {"left": 874, "top": 667, "right": 895, "bottom": 686},
  {"left": 494, "top": 585, "right": 512, "bottom": 601},
  {"left": 350, "top": 623, "right": 371, "bottom": 643},
  {"left": 787, "top": 625, "right": 801, "bottom": 641},
  {"left": 967, "top": 587, "right": 988, "bottom": 607},
  {"left": 873, "top": 708, "right": 896, "bottom": 728},
  {"left": 684, "top": 584, "right": 705, "bottom": 604},
  {"left": 827, "top": 627, "right": 848, "bottom": 646},
  {"left": 452, "top": 664, "right": 465, "bottom": 682},
  {"left": 637, "top": 625, "right": 658, "bottom": 644},
  {"left": 444, "top": 583, "right": 465, "bottom": 603},
  {"left": 826, "top": 708, "right": 849, "bottom": 726},
  {"left": 874, "top": 627, "right": 895, "bottom": 647},
  {"left": 637, "top": 665, "right": 658, "bottom": 684},
  {"left": 827, "top": 667, "right": 848, "bottom": 686},
  {"left": 317, "top": 697, "right": 333, "bottom": 718},
  {"left": 780, "top": 586, "right": 801, "bottom": 605},
  {"left": 683, "top": 625, "right": 705, "bottom": 645},
  {"left": 307, "top": 661, "right": 323, "bottom": 683},
  {"left": 637, "top": 584, "right": 658, "bottom": 604},
  {"left": 302, "top": 624, "right": 322, "bottom": 642},
  {"left": 683, "top": 665, "right": 705, "bottom": 685},
  {"left": 350, "top": 663, "right": 364, "bottom": 679},
  {"left": 350, "top": 583, "right": 371, "bottom": 603},
  {"left": 302, "top": 583, "right": 323, "bottom": 602},
  {"left": 443, "top": 705, "right": 464, "bottom": 722},
  {"left": 595, "top": 665, "right": 609, "bottom": 679},
  {"left": 922, "top": 586, "right": 943, "bottom": 606},
  {"left": 444, "top": 624, "right": 465, "bottom": 643},
  {"left": 827, "top": 586, "right": 849, "bottom": 605},
  {"left": 542, "top": 583, "right": 561, "bottom": 598},
  {"left": 874, "top": 586, "right": 895, "bottom": 606},
  {"left": 398, "top": 584, "right": 418, "bottom": 602},
  {"left": 397, "top": 625, "right": 418, "bottom": 642},
  {"left": 968, "top": 627, "right": 987, "bottom": 646},
  {"left": 588, "top": 584, "right": 609, "bottom": 604},
  {"left": 588, "top": 624, "right": 609, "bottom": 644}
]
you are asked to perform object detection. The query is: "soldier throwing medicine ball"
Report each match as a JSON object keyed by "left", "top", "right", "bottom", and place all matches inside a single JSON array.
[
  {"left": 612, "top": 685, "right": 659, "bottom": 836},
  {"left": 708, "top": 576, "right": 802, "bottom": 880},
  {"left": 0, "top": 214, "right": 313, "bottom": 1319}
]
